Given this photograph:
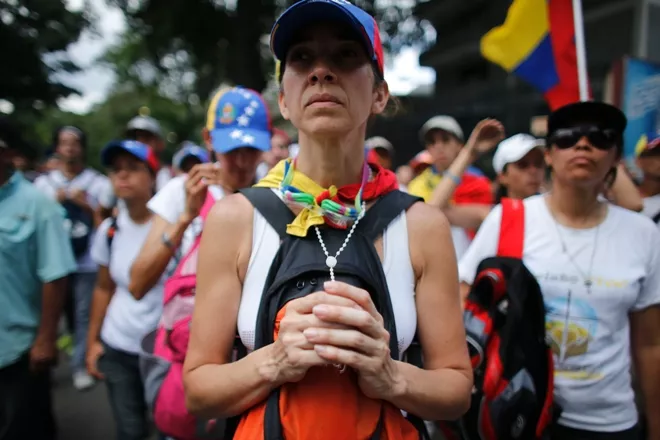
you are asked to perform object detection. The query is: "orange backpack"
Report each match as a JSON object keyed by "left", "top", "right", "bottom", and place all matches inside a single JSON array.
[{"left": 235, "top": 188, "right": 428, "bottom": 440}]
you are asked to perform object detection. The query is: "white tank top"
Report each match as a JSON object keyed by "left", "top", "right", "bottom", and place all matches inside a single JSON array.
[{"left": 237, "top": 204, "right": 417, "bottom": 358}]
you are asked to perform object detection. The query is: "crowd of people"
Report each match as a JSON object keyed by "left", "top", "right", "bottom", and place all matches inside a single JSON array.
[{"left": 1, "top": 1, "right": 659, "bottom": 440}]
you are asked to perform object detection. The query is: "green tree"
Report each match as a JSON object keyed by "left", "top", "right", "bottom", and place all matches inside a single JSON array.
[
  {"left": 0, "top": 0, "right": 89, "bottom": 113},
  {"left": 103, "top": 0, "right": 431, "bottom": 104}
]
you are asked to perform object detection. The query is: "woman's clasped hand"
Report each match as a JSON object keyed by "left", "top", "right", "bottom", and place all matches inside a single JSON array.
[{"left": 275, "top": 280, "right": 399, "bottom": 400}]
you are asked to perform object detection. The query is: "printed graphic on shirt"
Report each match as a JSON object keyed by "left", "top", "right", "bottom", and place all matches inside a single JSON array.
[{"left": 545, "top": 293, "right": 602, "bottom": 381}]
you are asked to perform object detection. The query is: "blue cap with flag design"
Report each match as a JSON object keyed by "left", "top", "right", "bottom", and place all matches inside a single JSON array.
[
  {"left": 270, "top": 0, "right": 385, "bottom": 78},
  {"left": 101, "top": 140, "right": 160, "bottom": 173},
  {"left": 205, "top": 86, "right": 272, "bottom": 154}
]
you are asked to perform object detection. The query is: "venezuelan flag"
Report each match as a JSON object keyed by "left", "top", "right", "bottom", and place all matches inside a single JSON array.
[{"left": 480, "top": 0, "right": 586, "bottom": 110}]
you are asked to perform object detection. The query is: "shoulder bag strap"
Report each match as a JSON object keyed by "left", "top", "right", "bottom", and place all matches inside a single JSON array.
[
  {"left": 239, "top": 187, "right": 295, "bottom": 239},
  {"left": 358, "top": 190, "right": 422, "bottom": 241},
  {"left": 106, "top": 216, "right": 118, "bottom": 250},
  {"left": 652, "top": 209, "right": 660, "bottom": 224},
  {"left": 496, "top": 197, "right": 525, "bottom": 259}
]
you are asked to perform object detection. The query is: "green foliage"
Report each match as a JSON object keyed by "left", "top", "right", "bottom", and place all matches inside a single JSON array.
[{"left": 0, "top": 0, "right": 89, "bottom": 111}]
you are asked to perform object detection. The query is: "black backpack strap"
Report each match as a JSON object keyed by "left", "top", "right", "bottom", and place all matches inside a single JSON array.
[
  {"left": 106, "top": 216, "right": 118, "bottom": 250},
  {"left": 653, "top": 209, "right": 660, "bottom": 224},
  {"left": 239, "top": 187, "right": 295, "bottom": 239},
  {"left": 359, "top": 190, "right": 422, "bottom": 241}
]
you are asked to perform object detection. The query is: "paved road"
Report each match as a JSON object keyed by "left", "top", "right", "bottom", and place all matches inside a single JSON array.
[{"left": 52, "top": 358, "right": 116, "bottom": 440}]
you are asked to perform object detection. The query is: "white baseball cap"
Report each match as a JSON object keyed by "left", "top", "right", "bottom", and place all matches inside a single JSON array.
[
  {"left": 492, "top": 134, "right": 545, "bottom": 174},
  {"left": 419, "top": 115, "right": 464, "bottom": 143},
  {"left": 365, "top": 136, "right": 394, "bottom": 153},
  {"left": 126, "top": 115, "right": 163, "bottom": 138}
]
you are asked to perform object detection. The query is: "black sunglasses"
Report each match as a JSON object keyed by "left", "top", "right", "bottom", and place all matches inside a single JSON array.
[{"left": 548, "top": 126, "right": 619, "bottom": 150}]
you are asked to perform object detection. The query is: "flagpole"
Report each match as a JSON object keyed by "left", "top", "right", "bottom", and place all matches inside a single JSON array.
[{"left": 572, "top": 0, "right": 590, "bottom": 101}]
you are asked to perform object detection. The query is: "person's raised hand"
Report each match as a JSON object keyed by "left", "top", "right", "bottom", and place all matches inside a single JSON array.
[
  {"left": 183, "top": 163, "right": 220, "bottom": 222},
  {"left": 465, "top": 118, "right": 505, "bottom": 156}
]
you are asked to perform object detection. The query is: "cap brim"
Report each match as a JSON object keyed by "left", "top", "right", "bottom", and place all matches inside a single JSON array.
[
  {"left": 419, "top": 123, "right": 463, "bottom": 143},
  {"left": 101, "top": 142, "right": 127, "bottom": 167},
  {"left": 495, "top": 140, "right": 544, "bottom": 173},
  {"left": 175, "top": 151, "right": 209, "bottom": 168},
  {"left": 548, "top": 102, "right": 627, "bottom": 134},
  {"left": 211, "top": 128, "right": 271, "bottom": 154},
  {"left": 101, "top": 141, "right": 154, "bottom": 171},
  {"left": 271, "top": 0, "right": 373, "bottom": 61}
]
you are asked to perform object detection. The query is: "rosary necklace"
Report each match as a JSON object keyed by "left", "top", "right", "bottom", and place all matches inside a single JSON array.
[{"left": 313, "top": 202, "right": 365, "bottom": 374}]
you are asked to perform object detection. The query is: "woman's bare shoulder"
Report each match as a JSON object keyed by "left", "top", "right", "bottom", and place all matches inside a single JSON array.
[
  {"left": 202, "top": 193, "right": 256, "bottom": 280},
  {"left": 405, "top": 201, "right": 455, "bottom": 277},
  {"left": 205, "top": 192, "right": 255, "bottom": 230},
  {"left": 406, "top": 201, "right": 452, "bottom": 237}
]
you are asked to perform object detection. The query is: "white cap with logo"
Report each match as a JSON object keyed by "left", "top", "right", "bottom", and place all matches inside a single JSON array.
[{"left": 492, "top": 133, "right": 545, "bottom": 174}]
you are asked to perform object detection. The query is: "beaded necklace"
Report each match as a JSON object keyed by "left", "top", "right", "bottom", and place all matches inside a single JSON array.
[{"left": 279, "top": 158, "right": 370, "bottom": 229}]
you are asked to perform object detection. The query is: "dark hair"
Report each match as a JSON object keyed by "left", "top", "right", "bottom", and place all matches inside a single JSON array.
[{"left": 494, "top": 164, "right": 509, "bottom": 204}]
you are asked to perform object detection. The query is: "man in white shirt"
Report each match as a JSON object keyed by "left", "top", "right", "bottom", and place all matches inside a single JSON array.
[
  {"left": 128, "top": 86, "right": 272, "bottom": 299},
  {"left": 33, "top": 126, "right": 109, "bottom": 391}
]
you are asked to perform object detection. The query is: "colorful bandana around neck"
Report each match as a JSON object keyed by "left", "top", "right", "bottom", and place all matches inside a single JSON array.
[{"left": 255, "top": 158, "right": 399, "bottom": 237}]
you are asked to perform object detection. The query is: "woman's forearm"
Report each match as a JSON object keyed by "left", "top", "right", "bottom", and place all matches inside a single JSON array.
[
  {"left": 637, "top": 346, "right": 660, "bottom": 438},
  {"left": 185, "top": 342, "right": 287, "bottom": 419},
  {"left": 386, "top": 361, "right": 472, "bottom": 421},
  {"left": 129, "top": 214, "right": 192, "bottom": 299},
  {"left": 428, "top": 147, "right": 476, "bottom": 209},
  {"left": 443, "top": 204, "right": 491, "bottom": 230}
]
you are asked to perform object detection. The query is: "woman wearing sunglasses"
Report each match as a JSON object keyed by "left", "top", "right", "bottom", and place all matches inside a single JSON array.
[
  {"left": 458, "top": 101, "right": 660, "bottom": 440},
  {"left": 428, "top": 124, "right": 643, "bottom": 239}
]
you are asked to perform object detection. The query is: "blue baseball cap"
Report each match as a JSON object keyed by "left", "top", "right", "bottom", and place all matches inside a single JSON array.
[
  {"left": 205, "top": 86, "right": 272, "bottom": 154},
  {"left": 270, "top": 0, "right": 385, "bottom": 77},
  {"left": 101, "top": 140, "right": 160, "bottom": 173},
  {"left": 173, "top": 143, "right": 210, "bottom": 169}
]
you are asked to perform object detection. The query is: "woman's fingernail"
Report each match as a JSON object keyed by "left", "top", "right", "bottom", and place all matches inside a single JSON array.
[
  {"left": 304, "top": 329, "right": 319, "bottom": 339},
  {"left": 324, "top": 281, "right": 337, "bottom": 291},
  {"left": 313, "top": 305, "right": 329, "bottom": 315},
  {"left": 314, "top": 345, "right": 328, "bottom": 353}
]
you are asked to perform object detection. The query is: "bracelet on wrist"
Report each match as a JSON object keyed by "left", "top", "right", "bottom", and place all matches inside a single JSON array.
[
  {"left": 444, "top": 171, "right": 461, "bottom": 185},
  {"left": 161, "top": 232, "right": 177, "bottom": 251}
]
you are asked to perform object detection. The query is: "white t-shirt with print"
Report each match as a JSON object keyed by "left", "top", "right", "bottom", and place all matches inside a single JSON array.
[
  {"left": 642, "top": 193, "right": 660, "bottom": 227},
  {"left": 34, "top": 169, "right": 109, "bottom": 273},
  {"left": 90, "top": 211, "right": 165, "bottom": 354},
  {"left": 458, "top": 195, "right": 660, "bottom": 433},
  {"left": 147, "top": 175, "right": 224, "bottom": 263}
]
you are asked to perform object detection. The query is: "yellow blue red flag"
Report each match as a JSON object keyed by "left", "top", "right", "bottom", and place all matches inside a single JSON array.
[{"left": 480, "top": 0, "right": 587, "bottom": 110}]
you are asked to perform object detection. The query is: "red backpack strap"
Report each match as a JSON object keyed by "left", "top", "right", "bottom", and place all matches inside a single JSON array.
[{"left": 496, "top": 197, "right": 525, "bottom": 258}]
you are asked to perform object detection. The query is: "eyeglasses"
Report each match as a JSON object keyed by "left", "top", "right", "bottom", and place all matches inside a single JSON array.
[{"left": 548, "top": 126, "right": 619, "bottom": 150}]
